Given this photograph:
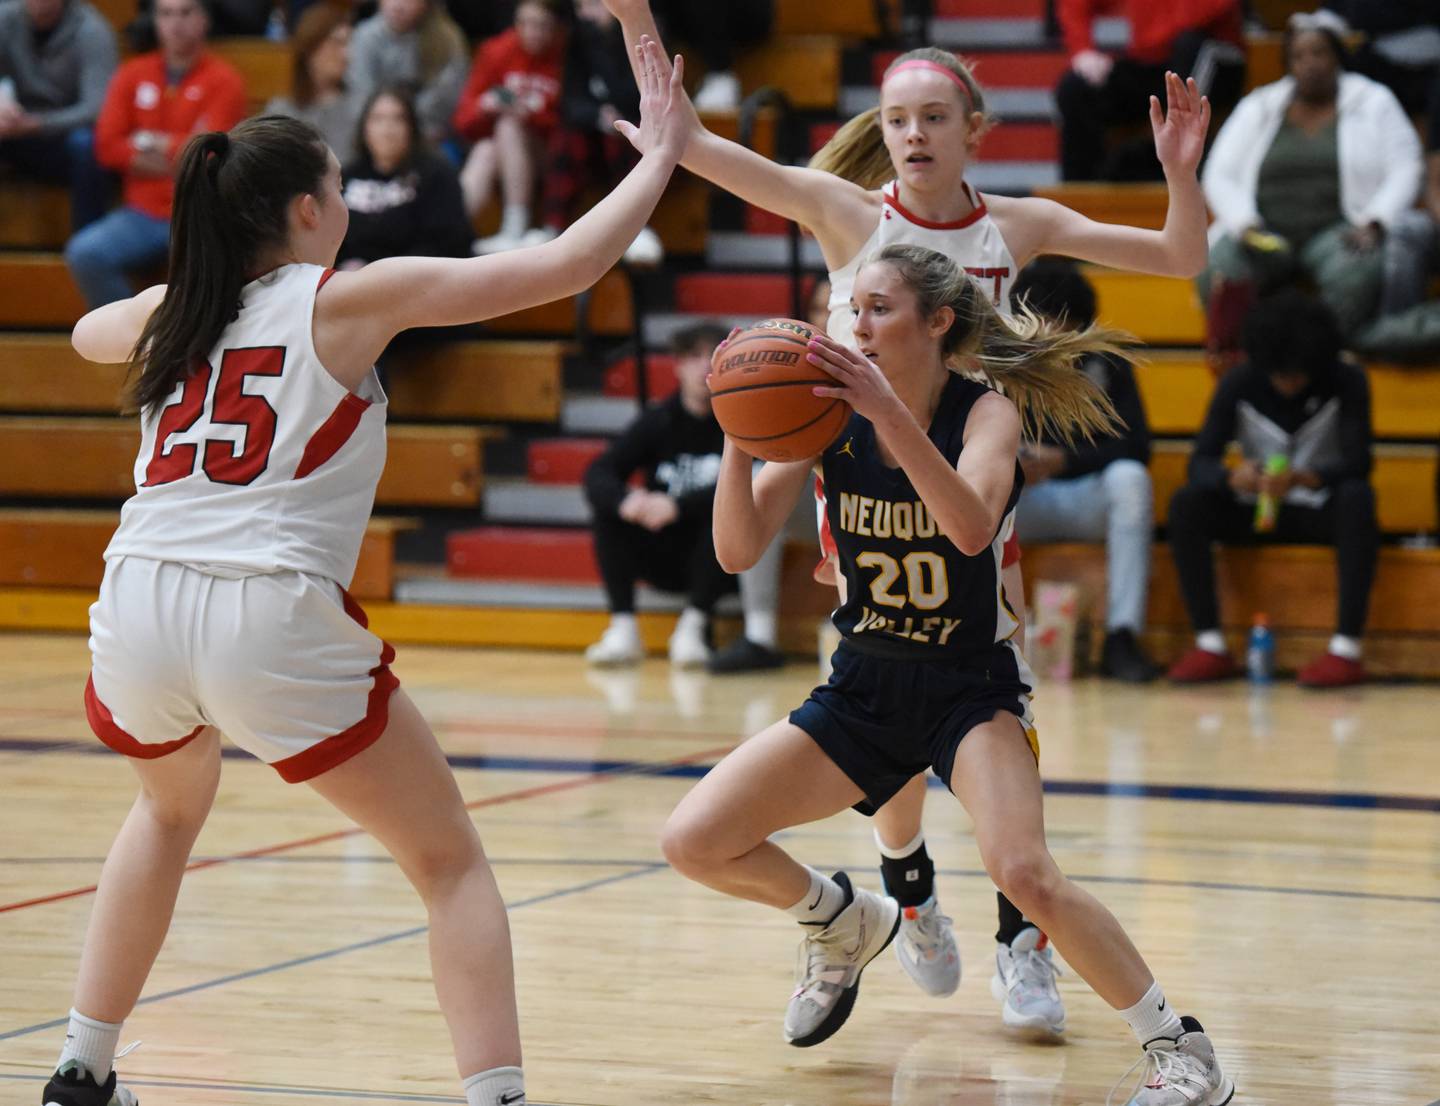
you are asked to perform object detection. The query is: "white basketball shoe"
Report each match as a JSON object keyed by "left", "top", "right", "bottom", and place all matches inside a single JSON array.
[
  {"left": 892, "top": 896, "right": 960, "bottom": 997},
  {"left": 990, "top": 926, "right": 1066, "bottom": 1034},
  {"left": 1109, "top": 1016, "right": 1235, "bottom": 1106}
]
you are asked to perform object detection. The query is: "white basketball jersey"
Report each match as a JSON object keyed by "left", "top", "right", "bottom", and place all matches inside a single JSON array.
[
  {"left": 105, "top": 263, "right": 388, "bottom": 586},
  {"left": 827, "top": 180, "right": 1019, "bottom": 347}
]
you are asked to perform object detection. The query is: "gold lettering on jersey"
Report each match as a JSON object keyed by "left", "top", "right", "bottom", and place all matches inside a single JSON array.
[
  {"left": 837, "top": 493, "right": 939, "bottom": 542},
  {"left": 854, "top": 605, "right": 962, "bottom": 645}
]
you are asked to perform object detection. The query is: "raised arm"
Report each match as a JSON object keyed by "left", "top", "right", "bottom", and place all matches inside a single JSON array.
[
  {"left": 712, "top": 441, "right": 815, "bottom": 573},
  {"left": 314, "top": 40, "right": 684, "bottom": 382},
  {"left": 602, "top": 2, "right": 877, "bottom": 265},
  {"left": 996, "top": 72, "right": 1211, "bottom": 278}
]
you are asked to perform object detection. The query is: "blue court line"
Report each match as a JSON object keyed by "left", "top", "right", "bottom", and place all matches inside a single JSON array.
[
  {"left": 4, "top": 736, "right": 1440, "bottom": 814},
  {"left": 0, "top": 864, "right": 662, "bottom": 1045},
  {"left": 0, "top": 1071, "right": 507, "bottom": 1103}
]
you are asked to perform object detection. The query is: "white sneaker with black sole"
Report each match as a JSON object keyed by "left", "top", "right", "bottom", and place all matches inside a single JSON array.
[
  {"left": 990, "top": 925, "right": 1066, "bottom": 1034},
  {"left": 1108, "top": 1016, "right": 1235, "bottom": 1106},
  {"left": 783, "top": 871, "right": 900, "bottom": 1047}
]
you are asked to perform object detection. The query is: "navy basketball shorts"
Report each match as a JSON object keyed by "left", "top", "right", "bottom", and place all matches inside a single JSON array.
[{"left": 789, "top": 639, "right": 1038, "bottom": 815}]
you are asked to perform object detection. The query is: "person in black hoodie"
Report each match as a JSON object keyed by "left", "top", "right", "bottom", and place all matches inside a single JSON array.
[
  {"left": 1167, "top": 288, "right": 1378, "bottom": 688},
  {"left": 584, "top": 321, "right": 735, "bottom": 668},
  {"left": 336, "top": 85, "right": 471, "bottom": 267},
  {"left": 1008, "top": 259, "right": 1160, "bottom": 681},
  {"left": 524, "top": 0, "right": 660, "bottom": 263}
]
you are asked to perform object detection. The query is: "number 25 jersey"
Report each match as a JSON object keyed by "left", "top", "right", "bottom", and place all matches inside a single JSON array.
[
  {"left": 104, "top": 264, "right": 388, "bottom": 586},
  {"left": 821, "top": 373, "right": 1023, "bottom": 659}
]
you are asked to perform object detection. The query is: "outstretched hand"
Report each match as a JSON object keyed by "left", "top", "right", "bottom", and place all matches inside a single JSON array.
[
  {"left": 1150, "top": 71, "right": 1210, "bottom": 178},
  {"left": 805, "top": 334, "right": 905, "bottom": 428},
  {"left": 614, "top": 37, "right": 694, "bottom": 162}
]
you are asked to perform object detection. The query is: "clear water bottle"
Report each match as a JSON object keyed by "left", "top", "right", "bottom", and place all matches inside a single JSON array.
[{"left": 1246, "top": 613, "right": 1274, "bottom": 683}]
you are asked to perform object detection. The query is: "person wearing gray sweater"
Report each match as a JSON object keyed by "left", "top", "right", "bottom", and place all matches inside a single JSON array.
[
  {"left": 345, "top": 0, "right": 468, "bottom": 146},
  {"left": 0, "top": 0, "right": 118, "bottom": 227}
]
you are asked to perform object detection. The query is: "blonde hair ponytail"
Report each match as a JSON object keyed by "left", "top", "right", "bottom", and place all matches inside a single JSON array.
[
  {"left": 808, "top": 47, "right": 992, "bottom": 187},
  {"left": 874, "top": 244, "right": 1127, "bottom": 445}
]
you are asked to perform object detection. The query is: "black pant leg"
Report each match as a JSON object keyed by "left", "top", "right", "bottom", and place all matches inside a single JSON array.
[
  {"left": 684, "top": 511, "right": 737, "bottom": 613},
  {"left": 1272, "top": 482, "right": 1379, "bottom": 638},
  {"left": 1168, "top": 482, "right": 1255, "bottom": 632},
  {"left": 1055, "top": 69, "right": 1106, "bottom": 181},
  {"left": 591, "top": 510, "right": 646, "bottom": 614}
]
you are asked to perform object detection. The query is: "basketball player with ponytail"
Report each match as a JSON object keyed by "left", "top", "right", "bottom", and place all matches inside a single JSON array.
[
  {"left": 39, "top": 41, "right": 685, "bottom": 1106},
  {"left": 662, "top": 246, "right": 1234, "bottom": 1105},
  {"left": 602, "top": 0, "right": 1209, "bottom": 1042}
]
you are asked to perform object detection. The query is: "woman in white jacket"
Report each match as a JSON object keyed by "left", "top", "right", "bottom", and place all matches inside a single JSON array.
[{"left": 1199, "top": 13, "right": 1421, "bottom": 361}]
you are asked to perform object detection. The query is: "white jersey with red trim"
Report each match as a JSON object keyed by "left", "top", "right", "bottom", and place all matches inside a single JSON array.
[
  {"left": 104, "top": 263, "right": 387, "bottom": 586},
  {"left": 826, "top": 179, "right": 1018, "bottom": 347}
]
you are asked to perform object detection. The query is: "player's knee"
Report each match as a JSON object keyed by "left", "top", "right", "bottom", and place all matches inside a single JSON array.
[
  {"left": 400, "top": 828, "right": 486, "bottom": 898},
  {"left": 988, "top": 851, "right": 1061, "bottom": 919},
  {"left": 659, "top": 811, "right": 727, "bottom": 879}
]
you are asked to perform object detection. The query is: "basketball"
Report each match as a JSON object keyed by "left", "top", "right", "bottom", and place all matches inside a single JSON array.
[{"left": 708, "top": 318, "right": 850, "bottom": 463}]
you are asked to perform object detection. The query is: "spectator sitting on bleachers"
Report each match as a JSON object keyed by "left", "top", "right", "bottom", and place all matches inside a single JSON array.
[
  {"left": 457, "top": 0, "right": 564, "bottom": 254},
  {"left": 1350, "top": 67, "right": 1440, "bottom": 362},
  {"left": 1322, "top": 0, "right": 1440, "bottom": 115},
  {"left": 518, "top": 0, "right": 660, "bottom": 264},
  {"left": 65, "top": 0, "right": 244, "bottom": 308},
  {"left": 0, "top": 0, "right": 117, "bottom": 230},
  {"left": 1199, "top": 10, "right": 1421, "bottom": 368},
  {"left": 650, "top": 0, "right": 772, "bottom": 112},
  {"left": 1009, "top": 258, "right": 1160, "bottom": 682},
  {"left": 584, "top": 321, "right": 736, "bottom": 670},
  {"left": 346, "top": 0, "right": 467, "bottom": 146},
  {"left": 266, "top": 1, "right": 359, "bottom": 165},
  {"left": 1054, "top": 0, "right": 1244, "bottom": 181},
  {"left": 1167, "top": 289, "right": 1378, "bottom": 689},
  {"left": 336, "top": 85, "right": 470, "bottom": 267}
]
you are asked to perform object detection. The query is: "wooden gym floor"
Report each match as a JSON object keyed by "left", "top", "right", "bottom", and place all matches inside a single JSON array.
[{"left": 1, "top": 633, "right": 1438, "bottom": 1105}]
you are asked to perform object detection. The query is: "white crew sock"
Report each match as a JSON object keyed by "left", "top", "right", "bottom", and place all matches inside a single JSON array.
[
  {"left": 1327, "top": 634, "right": 1362, "bottom": 660},
  {"left": 873, "top": 827, "right": 925, "bottom": 860},
  {"left": 499, "top": 203, "right": 529, "bottom": 238},
  {"left": 57, "top": 1009, "right": 122, "bottom": 1081},
  {"left": 743, "top": 609, "right": 778, "bottom": 649},
  {"left": 1119, "top": 981, "right": 1185, "bottom": 1046},
  {"left": 1196, "top": 630, "right": 1227, "bottom": 655},
  {"left": 785, "top": 866, "right": 846, "bottom": 926},
  {"left": 464, "top": 1066, "right": 525, "bottom": 1106}
]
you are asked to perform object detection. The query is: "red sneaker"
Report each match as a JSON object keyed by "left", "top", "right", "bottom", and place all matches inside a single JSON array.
[
  {"left": 1167, "top": 647, "right": 1239, "bottom": 683},
  {"left": 1297, "top": 652, "right": 1367, "bottom": 688}
]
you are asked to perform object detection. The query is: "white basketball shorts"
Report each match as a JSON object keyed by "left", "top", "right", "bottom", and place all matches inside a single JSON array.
[{"left": 86, "top": 556, "right": 399, "bottom": 783}]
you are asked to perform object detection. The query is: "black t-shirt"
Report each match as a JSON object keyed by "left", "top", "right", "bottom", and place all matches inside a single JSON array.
[
  {"left": 583, "top": 394, "right": 725, "bottom": 520},
  {"left": 337, "top": 151, "right": 471, "bottom": 265}
]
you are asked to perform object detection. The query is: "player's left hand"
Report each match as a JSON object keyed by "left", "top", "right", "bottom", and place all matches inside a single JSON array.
[
  {"left": 1151, "top": 71, "right": 1210, "bottom": 178},
  {"left": 805, "top": 333, "right": 904, "bottom": 426}
]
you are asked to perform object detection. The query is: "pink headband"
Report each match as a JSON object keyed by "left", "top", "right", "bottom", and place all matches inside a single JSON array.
[{"left": 884, "top": 60, "right": 975, "bottom": 113}]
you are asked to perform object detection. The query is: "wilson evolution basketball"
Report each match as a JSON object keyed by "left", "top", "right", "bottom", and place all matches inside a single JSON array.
[{"left": 707, "top": 318, "right": 849, "bottom": 463}]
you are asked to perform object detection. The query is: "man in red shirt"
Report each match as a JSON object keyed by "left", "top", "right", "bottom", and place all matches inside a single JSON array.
[
  {"left": 1054, "top": 0, "right": 1245, "bottom": 181},
  {"left": 63, "top": 0, "right": 245, "bottom": 306}
]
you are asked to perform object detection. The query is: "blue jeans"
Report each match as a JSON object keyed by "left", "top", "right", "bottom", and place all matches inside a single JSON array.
[
  {"left": 0, "top": 127, "right": 113, "bottom": 230},
  {"left": 64, "top": 205, "right": 170, "bottom": 308},
  {"left": 1013, "top": 459, "right": 1154, "bottom": 633}
]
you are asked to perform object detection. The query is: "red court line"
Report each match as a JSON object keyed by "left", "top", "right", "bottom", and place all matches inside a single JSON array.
[{"left": 0, "top": 741, "right": 734, "bottom": 916}]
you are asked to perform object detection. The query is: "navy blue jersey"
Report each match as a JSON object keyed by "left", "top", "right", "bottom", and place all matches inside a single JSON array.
[{"left": 820, "top": 374, "right": 1024, "bottom": 659}]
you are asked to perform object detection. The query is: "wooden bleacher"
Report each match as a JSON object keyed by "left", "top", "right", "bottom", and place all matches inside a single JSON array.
[
  {"left": 0, "top": 508, "right": 409, "bottom": 600},
  {"left": 0, "top": 416, "right": 492, "bottom": 508}
]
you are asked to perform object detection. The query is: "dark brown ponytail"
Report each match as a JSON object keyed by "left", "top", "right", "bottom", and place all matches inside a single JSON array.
[{"left": 129, "top": 115, "right": 330, "bottom": 413}]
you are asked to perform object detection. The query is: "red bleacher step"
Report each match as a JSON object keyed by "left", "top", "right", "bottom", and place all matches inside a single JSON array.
[
  {"left": 447, "top": 526, "right": 598, "bottom": 584},
  {"left": 674, "top": 273, "right": 817, "bottom": 316},
  {"left": 872, "top": 49, "right": 1066, "bottom": 89},
  {"left": 979, "top": 122, "right": 1058, "bottom": 162},
  {"left": 745, "top": 205, "right": 791, "bottom": 236},
  {"left": 527, "top": 439, "right": 608, "bottom": 485},
  {"left": 604, "top": 354, "right": 678, "bottom": 400}
]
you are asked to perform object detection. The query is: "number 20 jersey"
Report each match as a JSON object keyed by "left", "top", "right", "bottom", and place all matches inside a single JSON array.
[
  {"left": 104, "top": 264, "right": 388, "bottom": 586},
  {"left": 821, "top": 373, "right": 1023, "bottom": 659}
]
